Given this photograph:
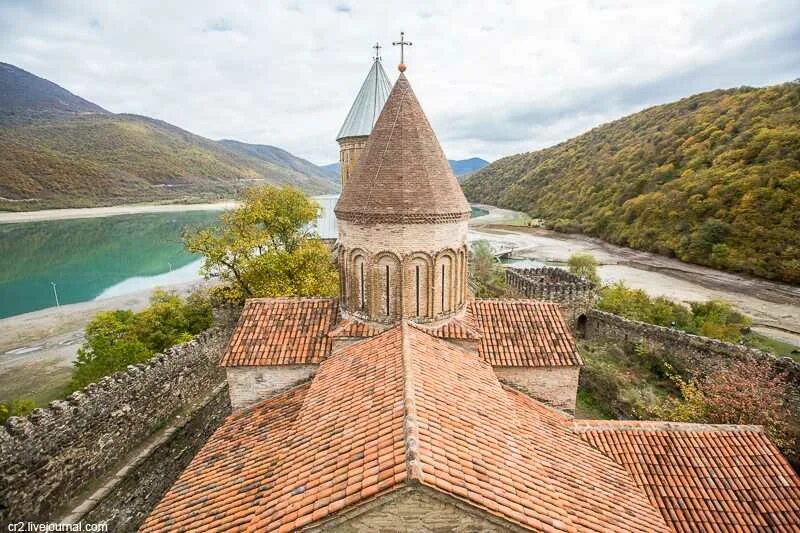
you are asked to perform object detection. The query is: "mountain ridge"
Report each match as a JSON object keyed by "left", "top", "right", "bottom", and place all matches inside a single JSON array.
[
  {"left": 462, "top": 81, "right": 800, "bottom": 284},
  {"left": 0, "top": 63, "right": 337, "bottom": 210}
]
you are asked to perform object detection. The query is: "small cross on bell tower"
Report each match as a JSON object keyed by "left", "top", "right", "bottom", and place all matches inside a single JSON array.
[
  {"left": 373, "top": 42, "right": 382, "bottom": 62},
  {"left": 392, "top": 31, "right": 412, "bottom": 72}
]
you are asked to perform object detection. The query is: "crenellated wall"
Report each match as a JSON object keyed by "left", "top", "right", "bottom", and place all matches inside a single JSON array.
[
  {"left": 505, "top": 267, "right": 596, "bottom": 325},
  {"left": 585, "top": 309, "right": 800, "bottom": 386},
  {"left": 0, "top": 321, "right": 234, "bottom": 524}
]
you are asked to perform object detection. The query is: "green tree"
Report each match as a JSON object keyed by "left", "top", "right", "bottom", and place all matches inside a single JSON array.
[
  {"left": 469, "top": 240, "right": 506, "bottom": 297},
  {"left": 184, "top": 185, "right": 338, "bottom": 302},
  {"left": 69, "top": 290, "right": 214, "bottom": 391},
  {"left": 70, "top": 310, "right": 151, "bottom": 390},
  {"left": 567, "top": 253, "right": 600, "bottom": 285},
  {"left": 689, "top": 300, "right": 751, "bottom": 343}
]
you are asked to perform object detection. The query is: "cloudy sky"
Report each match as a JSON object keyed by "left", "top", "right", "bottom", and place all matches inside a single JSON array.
[{"left": 1, "top": 0, "right": 799, "bottom": 164}]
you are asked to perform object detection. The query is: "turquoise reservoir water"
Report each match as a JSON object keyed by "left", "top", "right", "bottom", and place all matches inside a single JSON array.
[
  {"left": 0, "top": 211, "right": 219, "bottom": 319},
  {"left": 0, "top": 198, "right": 485, "bottom": 319}
]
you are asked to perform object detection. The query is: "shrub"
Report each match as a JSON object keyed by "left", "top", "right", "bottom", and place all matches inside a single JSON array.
[
  {"left": 567, "top": 253, "right": 600, "bottom": 286},
  {"left": 469, "top": 240, "right": 507, "bottom": 297},
  {"left": 69, "top": 290, "right": 213, "bottom": 391},
  {"left": 0, "top": 399, "right": 36, "bottom": 423}
]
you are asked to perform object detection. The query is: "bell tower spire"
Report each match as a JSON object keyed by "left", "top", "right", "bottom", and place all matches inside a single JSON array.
[{"left": 336, "top": 45, "right": 392, "bottom": 188}]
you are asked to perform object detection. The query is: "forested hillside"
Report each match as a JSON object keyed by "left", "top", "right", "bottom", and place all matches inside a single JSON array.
[
  {"left": 0, "top": 63, "right": 336, "bottom": 210},
  {"left": 462, "top": 82, "right": 800, "bottom": 284}
]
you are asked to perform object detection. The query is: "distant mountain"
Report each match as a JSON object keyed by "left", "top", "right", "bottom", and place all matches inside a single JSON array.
[
  {"left": 0, "top": 63, "right": 337, "bottom": 210},
  {"left": 462, "top": 82, "right": 800, "bottom": 284},
  {"left": 322, "top": 157, "right": 489, "bottom": 180},
  {"left": 219, "top": 140, "right": 340, "bottom": 187},
  {"left": 0, "top": 62, "right": 108, "bottom": 122},
  {"left": 449, "top": 157, "right": 489, "bottom": 178},
  {"left": 321, "top": 162, "right": 340, "bottom": 178}
]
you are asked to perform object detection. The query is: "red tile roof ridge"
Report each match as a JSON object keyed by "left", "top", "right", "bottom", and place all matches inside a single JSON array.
[
  {"left": 573, "top": 419, "right": 765, "bottom": 434},
  {"left": 400, "top": 322, "right": 423, "bottom": 484}
]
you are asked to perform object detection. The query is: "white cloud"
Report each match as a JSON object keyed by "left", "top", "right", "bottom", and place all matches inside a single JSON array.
[{"left": 1, "top": 0, "right": 798, "bottom": 163}]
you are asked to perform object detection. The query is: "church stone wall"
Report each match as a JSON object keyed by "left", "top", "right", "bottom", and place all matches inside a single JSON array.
[
  {"left": 226, "top": 365, "right": 316, "bottom": 409},
  {"left": 316, "top": 487, "right": 521, "bottom": 532},
  {"left": 0, "top": 323, "right": 233, "bottom": 523},
  {"left": 494, "top": 366, "right": 580, "bottom": 413},
  {"left": 338, "top": 219, "right": 469, "bottom": 323}
]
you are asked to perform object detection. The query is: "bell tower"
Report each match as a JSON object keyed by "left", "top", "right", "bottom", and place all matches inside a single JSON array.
[
  {"left": 335, "top": 64, "right": 470, "bottom": 325},
  {"left": 336, "top": 44, "right": 392, "bottom": 187}
]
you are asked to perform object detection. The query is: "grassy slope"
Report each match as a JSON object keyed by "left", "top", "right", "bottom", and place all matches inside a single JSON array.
[
  {"left": 0, "top": 113, "right": 337, "bottom": 210},
  {"left": 462, "top": 82, "right": 800, "bottom": 284}
]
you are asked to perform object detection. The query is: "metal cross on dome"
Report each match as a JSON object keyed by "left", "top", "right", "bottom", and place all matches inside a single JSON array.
[
  {"left": 392, "top": 31, "right": 412, "bottom": 71},
  {"left": 373, "top": 42, "right": 382, "bottom": 61}
]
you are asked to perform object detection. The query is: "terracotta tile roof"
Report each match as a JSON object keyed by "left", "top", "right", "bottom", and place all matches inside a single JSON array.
[
  {"left": 575, "top": 420, "right": 800, "bottom": 532},
  {"left": 140, "top": 382, "right": 310, "bottom": 532},
  {"left": 327, "top": 317, "right": 386, "bottom": 339},
  {"left": 220, "top": 298, "right": 338, "bottom": 366},
  {"left": 145, "top": 324, "right": 669, "bottom": 532},
  {"left": 335, "top": 73, "right": 470, "bottom": 224},
  {"left": 467, "top": 299, "right": 582, "bottom": 367},
  {"left": 408, "top": 312, "right": 482, "bottom": 341}
]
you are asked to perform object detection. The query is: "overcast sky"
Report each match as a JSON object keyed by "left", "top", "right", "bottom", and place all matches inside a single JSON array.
[{"left": 1, "top": 0, "right": 799, "bottom": 164}]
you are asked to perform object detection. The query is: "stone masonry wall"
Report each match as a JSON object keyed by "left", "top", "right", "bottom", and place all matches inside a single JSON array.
[
  {"left": 226, "top": 365, "right": 317, "bottom": 409},
  {"left": 494, "top": 366, "right": 580, "bottom": 413},
  {"left": 80, "top": 384, "right": 231, "bottom": 532},
  {"left": 0, "top": 324, "right": 233, "bottom": 523},
  {"left": 585, "top": 309, "right": 800, "bottom": 387},
  {"left": 505, "top": 267, "right": 595, "bottom": 326},
  {"left": 318, "top": 487, "right": 521, "bottom": 532}
]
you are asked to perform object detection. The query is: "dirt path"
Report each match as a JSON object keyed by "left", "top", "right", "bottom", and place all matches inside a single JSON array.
[{"left": 469, "top": 205, "right": 800, "bottom": 344}]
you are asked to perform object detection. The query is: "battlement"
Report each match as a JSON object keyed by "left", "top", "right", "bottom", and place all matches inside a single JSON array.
[{"left": 505, "top": 267, "right": 596, "bottom": 325}]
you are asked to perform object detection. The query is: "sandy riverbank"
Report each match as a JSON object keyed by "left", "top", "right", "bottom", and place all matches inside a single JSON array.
[
  {"left": 0, "top": 280, "right": 203, "bottom": 370},
  {"left": 469, "top": 205, "right": 800, "bottom": 344},
  {"left": 0, "top": 202, "right": 238, "bottom": 224}
]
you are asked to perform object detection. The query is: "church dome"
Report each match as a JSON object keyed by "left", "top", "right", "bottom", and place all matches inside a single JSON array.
[{"left": 335, "top": 73, "right": 470, "bottom": 225}]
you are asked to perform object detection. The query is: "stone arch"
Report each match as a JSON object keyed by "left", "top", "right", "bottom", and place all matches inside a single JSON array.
[
  {"left": 403, "top": 252, "right": 434, "bottom": 318},
  {"left": 576, "top": 314, "right": 588, "bottom": 338},
  {"left": 348, "top": 248, "right": 369, "bottom": 313},
  {"left": 435, "top": 249, "right": 458, "bottom": 315},
  {"left": 373, "top": 251, "right": 402, "bottom": 320}
]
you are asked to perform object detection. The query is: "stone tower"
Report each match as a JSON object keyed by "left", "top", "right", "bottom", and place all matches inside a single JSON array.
[
  {"left": 335, "top": 73, "right": 471, "bottom": 325},
  {"left": 336, "top": 57, "right": 392, "bottom": 187}
]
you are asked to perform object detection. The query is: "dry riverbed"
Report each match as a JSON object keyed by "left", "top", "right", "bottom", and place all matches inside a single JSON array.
[{"left": 469, "top": 205, "right": 800, "bottom": 345}]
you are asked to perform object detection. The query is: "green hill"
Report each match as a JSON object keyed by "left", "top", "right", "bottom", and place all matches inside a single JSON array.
[
  {"left": 0, "top": 63, "right": 337, "bottom": 210},
  {"left": 462, "top": 82, "right": 800, "bottom": 284}
]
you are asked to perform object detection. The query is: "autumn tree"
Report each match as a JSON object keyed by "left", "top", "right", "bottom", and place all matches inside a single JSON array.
[
  {"left": 184, "top": 185, "right": 338, "bottom": 302},
  {"left": 656, "top": 357, "right": 799, "bottom": 463}
]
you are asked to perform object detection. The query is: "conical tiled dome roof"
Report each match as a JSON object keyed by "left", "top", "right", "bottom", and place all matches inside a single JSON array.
[{"left": 335, "top": 73, "right": 470, "bottom": 224}]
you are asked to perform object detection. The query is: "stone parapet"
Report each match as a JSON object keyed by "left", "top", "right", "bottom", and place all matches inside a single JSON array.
[{"left": 0, "top": 324, "right": 233, "bottom": 523}]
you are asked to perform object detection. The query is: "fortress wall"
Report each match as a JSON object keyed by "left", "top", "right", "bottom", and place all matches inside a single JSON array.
[
  {"left": 0, "top": 322, "right": 234, "bottom": 523},
  {"left": 585, "top": 309, "right": 800, "bottom": 386},
  {"left": 505, "top": 267, "right": 596, "bottom": 325}
]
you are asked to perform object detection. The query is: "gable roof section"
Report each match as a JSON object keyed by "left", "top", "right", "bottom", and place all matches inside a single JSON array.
[
  {"left": 575, "top": 420, "right": 800, "bottom": 532},
  {"left": 336, "top": 59, "right": 392, "bottom": 141},
  {"left": 150, "top": 324, "right": 668, "bottom": 532},
  {"left": 467, "top": 299, "right": 582, "bottom": 367},
  {"left": 221, "top": 298, "right": 338, "bottom": 366},
  {"left": 140, "top": 382, "right": 310, "bottom": 532},
  {"left": 335, "top": 73, "right": 470, "bottom": 224}
]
